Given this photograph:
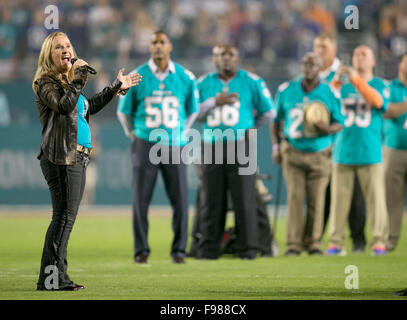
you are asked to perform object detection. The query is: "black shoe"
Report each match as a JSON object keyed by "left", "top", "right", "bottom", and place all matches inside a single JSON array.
[
  {"left": 237, "top": 250, "right": 258, "bottom": 260},
  {"left": 135, "top": 253, "right": 148, "bottom": 264},
  {"left": 172, "top": 256, "right": 186, "bottom": 264},
  {"left": 284, "top": 249, "right": 300, "bottom": 256},
  {"left": 61, "top": 284, "right": 85, "bottom": 291},
  {"left": 393, "top": 288, "right": 407, "bottom": 296},
  {"left": 260, "top": 251, "right": 273, "bottom": 258},
  {"left": 37, "top": 284, "right": 54, "bottom": 291},
  {"left": 308, "top": 249, "right": 323, "bottom": 255},
  {"left": 352, "top": 243, "right": 366, "bottom": 253},
  {"left": 37, "top": 283, "right": 85, "bottom": 291},
  {"left": 239, "top": 254, "right": 257, "bottom": 260}
]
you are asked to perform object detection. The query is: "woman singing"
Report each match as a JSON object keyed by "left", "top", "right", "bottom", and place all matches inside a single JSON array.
[{"left": 33, "top": 31, "right": 141, "bottom": 291}]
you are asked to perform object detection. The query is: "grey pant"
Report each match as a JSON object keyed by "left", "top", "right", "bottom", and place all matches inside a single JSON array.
[
  {"left": 281, "top": 142, "right": 331, "bottom": 252},
  {"left": 328, "top": 163, "right": 389, "bottom": 250},
  {"left": 383, "top": 147, "right": 407, "bottom": 250},
  {"left": 130, "top": 137, "right": 188, "bottom": 258}
]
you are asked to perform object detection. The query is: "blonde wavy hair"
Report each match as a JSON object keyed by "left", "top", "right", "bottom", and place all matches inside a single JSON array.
[{"left": 32, "top": 32, "right": 77, "bottom": 93}]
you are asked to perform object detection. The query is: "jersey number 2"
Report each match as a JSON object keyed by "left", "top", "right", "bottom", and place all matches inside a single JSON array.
[{"left": 289, "top": 108, "right": 304, "bottom": 139}]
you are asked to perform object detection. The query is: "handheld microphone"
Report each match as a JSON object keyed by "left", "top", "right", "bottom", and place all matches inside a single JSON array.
[{"left": 71, "top": 58, "right": 97, "bottom": 75}]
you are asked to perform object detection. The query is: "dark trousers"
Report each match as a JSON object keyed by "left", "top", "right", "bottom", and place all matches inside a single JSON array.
[
  {"left": 196, "top": 141, "right": 258, "bottom": 259},
  {"left": 348, "top": 175, "right": 367, "bottom": 246},
  {"left": 188, "top": 165, "right": 206, "bottom": 257},
  {"left": 130, "top": 137, "right": 188, "bottom": 258},
  {"left": 322, "top": 175, "right": 366, "bottom": 247},
  {"left": 37, "top": 152, "right": 88, "bottom": 288},
  {"left": 256, "top": 193, "right": 273, "bottom": 255},
  {"left": 189, "top": 174, "right": 272, "bottom": 257}
]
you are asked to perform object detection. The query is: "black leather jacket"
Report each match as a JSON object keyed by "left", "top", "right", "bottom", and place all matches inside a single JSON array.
[{"left": 34, "top": 72, "right": 122, "bottom": 165}]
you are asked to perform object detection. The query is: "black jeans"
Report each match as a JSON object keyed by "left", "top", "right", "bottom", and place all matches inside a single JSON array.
[{"left": 37, "top": 152, "right": 89, "bottom": 288}]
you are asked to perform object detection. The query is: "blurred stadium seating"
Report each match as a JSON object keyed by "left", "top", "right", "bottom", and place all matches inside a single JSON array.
[
  {"left": 0, "top": 0, "right": 406, "bottom": 205},
  {"left": 2, "top": 0, "right": 407, "bottom": 120}
]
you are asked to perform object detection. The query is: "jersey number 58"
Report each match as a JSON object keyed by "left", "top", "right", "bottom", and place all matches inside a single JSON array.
[{"left": 207, "top": 101, "right": 240, "bottom": 127}]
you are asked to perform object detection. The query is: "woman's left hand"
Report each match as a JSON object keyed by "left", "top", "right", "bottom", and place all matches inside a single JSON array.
[{"left": 117, "top": 68, "right": 142, "bottom": 91}]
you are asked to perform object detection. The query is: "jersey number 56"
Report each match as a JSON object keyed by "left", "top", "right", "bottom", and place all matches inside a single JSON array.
[{"left": 145, "top": 96, "right": 179, "bottom": 128}]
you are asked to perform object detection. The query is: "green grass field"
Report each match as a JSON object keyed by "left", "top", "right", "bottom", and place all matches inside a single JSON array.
[{"left": 0, "top": 209, "right": 406, "bottom": 300}]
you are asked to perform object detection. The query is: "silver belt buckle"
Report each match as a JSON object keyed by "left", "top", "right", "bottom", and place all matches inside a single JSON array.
[{"left": 77, "top": 145, "right": 91, "bottom": 155}]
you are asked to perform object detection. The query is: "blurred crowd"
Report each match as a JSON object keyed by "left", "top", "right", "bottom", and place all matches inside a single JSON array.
[{"left": 0, "top": 0, "right": 406, "bottom": 82}]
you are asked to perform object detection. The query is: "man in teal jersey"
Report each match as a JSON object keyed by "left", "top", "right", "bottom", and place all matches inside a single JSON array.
[
  {"left": 314, "top": 32, "right": 341, "bottom": 84},
  {"left": 382, "top": 53, "right": 407, "bottom": 251},
  {"left": 195, "top": 44, "right": 274, "bottom": 260},
  {"left": 117, "top": 31, "right": 199, "bottom": 264},
  {"left": 313, "top": 33, "right": 367, "bottom": 252},
  {"left": 326, "top": 45, "right": 389, "bottom": 256},
  {"left": 271, "top": 52, "right": 344, "bottom": 256}
]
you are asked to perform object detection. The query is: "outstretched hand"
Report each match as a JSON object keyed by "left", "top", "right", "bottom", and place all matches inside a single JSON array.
[{"left": 117, "top": 68, "right": 142, "bottom": 91}]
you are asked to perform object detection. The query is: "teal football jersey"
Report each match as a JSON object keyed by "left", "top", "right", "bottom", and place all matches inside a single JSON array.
[
  {"left": 319, "top": 58, "right": 341, "bottom": 85},
  {"left": 321, "top": 69, "right": 336, "bottom": 84},
  {"left": 198, "top": 70, "right": 274, "bottom": 142},
  {"left": 333, "top": 77, "right": 390, "bottom": 164},
  {"left": 383, "top": 79, "right": 407, "bottom": 150},
  {"left": 117, "top": 62, "right": 199, "bottom": 146},
  {"left": 274, "top": 77, "right": 344, "bottom": 152}
]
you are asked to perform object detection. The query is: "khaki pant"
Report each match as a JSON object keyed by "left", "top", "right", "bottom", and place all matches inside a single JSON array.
[
  {"left": 281, "top": 141, "right": 331, "bottom": 252},
  {"left": 383, "top": 147, "right": 407, "bottom": 250},
  {"left": 328, "top": 163, "right": 388, "bottom": 250}
]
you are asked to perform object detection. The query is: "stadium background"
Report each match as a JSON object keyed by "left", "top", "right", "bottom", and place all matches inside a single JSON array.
[{"left": 0, "top": 0, "right": 406, "bottom": 206}]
